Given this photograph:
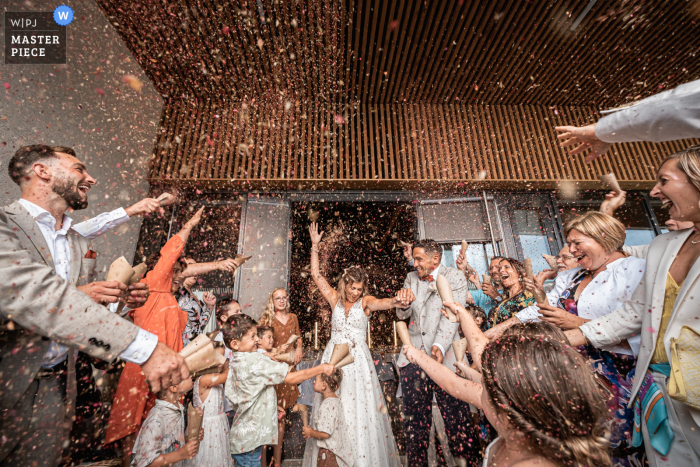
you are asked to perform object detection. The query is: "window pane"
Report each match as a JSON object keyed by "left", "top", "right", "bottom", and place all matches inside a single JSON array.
[
  {"left": 513, "top": 208, "right": 551, "bottom": 273},
  {"left": 559, "top": 195, "right": 655, "bottom": 247},
  {"left": 649, "top": 199, "right": 671, "bottom": 234}
]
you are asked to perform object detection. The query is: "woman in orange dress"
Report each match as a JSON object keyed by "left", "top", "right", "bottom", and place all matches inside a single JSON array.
[
  {"left": 106, "top": 206, "right": 204, "bottom": 467},
  {"left": 259, "top": 288, "right": 303, "bottom": 467}
]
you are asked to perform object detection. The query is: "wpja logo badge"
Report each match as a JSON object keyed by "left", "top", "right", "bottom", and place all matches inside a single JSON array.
[{"left": 4, "top": 7, "right": 71, "bottom": 64}]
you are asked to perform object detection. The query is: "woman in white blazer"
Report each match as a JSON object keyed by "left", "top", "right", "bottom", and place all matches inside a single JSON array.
[{"left": 567, "top": 145, "right": 700, "bottom": 467}]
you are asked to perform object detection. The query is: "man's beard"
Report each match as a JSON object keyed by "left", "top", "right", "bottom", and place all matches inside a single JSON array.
[{"left": 52, "top": 176, "right": 88, "bottom": 210}]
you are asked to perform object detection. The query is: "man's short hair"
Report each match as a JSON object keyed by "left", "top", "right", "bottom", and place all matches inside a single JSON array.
[
  {"left": 414, "top": 239, "right": 443, "bottom": 261},
  {"left": 221, "top": 313, "right": 256, "bottom": 348},
  {"left": 8, "top": 144, "right": 76, "bottom": 186}
]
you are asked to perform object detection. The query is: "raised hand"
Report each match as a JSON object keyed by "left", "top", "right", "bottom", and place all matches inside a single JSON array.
[
  {"left": 203, "top": 291, "right": 216, "bottom": 308},
  {"left": 125, "top": 197, "right": 161, "bottom": 217},
  {"left": 309, "top": 222, "right": 324, "bottom": 245},
  {"left": 482, "top": 281, "right": 500, "bottom": 300},
  {"left": 599, "top": 190, "right": 627, "bottom": 216},
  {"left": 215, "top": 258, "right": 239, "bottom": 273},
  {"left": 555, "top": 124, "right": 612, "bottom": 164},
  {"left": 320, "top": 363, "right": 335, "bottom": 375},
  {"left": 455, "top": 250, "right": 468, "bottom": 273},
  {"left": 393, "top": 288, "right": 415, "bottom": 308},
  {"left": 401, "top": 243, "right": 413, "bottom": 262},
  {"left": 186, "top": 206, "right": 205, "bottom": 227}
]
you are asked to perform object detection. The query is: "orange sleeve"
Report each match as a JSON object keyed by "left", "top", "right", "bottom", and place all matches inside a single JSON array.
[{"left": 143, "top": 235, "right": 185, "bottom": 290}]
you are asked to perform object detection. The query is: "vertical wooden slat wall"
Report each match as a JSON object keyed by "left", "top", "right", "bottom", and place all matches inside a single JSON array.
[{"left": 149, "top": 101, "right": 699, "bottom": 188}]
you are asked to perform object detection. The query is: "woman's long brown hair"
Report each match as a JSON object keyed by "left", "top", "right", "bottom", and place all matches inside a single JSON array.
[{"left": 481, "top": 335, "right": 611, "bottom": 467}]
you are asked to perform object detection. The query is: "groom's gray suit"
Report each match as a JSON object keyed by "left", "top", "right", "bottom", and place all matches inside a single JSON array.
[
  {"left": 395, "top": 264, "right": 468, "bottom": 370},
  {"left": 395, "top": 264, "right": 479, "bottom": 466}
]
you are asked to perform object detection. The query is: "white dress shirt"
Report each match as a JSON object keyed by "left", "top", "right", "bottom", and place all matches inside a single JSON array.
[
  {"left": 515, "top": 256, "right": 646, "bottom": 356},
  {"left": 72, "top": 207, "right": 130, "bottom": 239},
  {"left": 425, "top": 264, "right": 446, "bottom": 357},
  {"left": 17, "top": 199, "right": 157, "bottom": 367}
]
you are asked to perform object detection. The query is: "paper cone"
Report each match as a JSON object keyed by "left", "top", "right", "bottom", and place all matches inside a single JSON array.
[
  {"left": 335, "top": 353, "right": 355, "bottom": 369},
  {"left": 599, "top": 173, "right": 622, "bottom": 194},
  {"left": 183, "top": 343, "right": 221, "bottom": 374},
  {"left": 107, "top": 256, "right": 135, "bottom": 285},
  {"left": 524, "top": 258, "right": 547, "bottom": 305},
  {"left": 461, "top": 240, "right": 468, "bottom": 252},
  {"left": 298, "top": 404, "right": 309, "bottom": 427},
  {"left": 436, "top": 275, "right": 457, "bottom": 322},
  {"left": 329, "top": 343, "right": 349, "bottom": 366},
  {"left": 542, "top": 254, "right": 558, "bottom": 271},
  {"left": 180, "top": 333, "right": 211, "bottom": 359},
  {"left": 157, "top": 192, "right": 176, "bottom": 207},
  {"left": 524, "top": 258, "right": 535, "bottom": 278},
  {"left": 186, "top": 403, "right": 204, "bottom": 442},
  {"left": 130, "top": 262, "right": 147, "bottom": 284},
  {"left": 482, "top": 274, "right": 491, "bottom": 284},
  {"left": 234, "top": 254, "right": 252, "bottom": 266},
  {"left": 453, "top": 338, "right": 468, "bottom": 363},
  {"left": 286, "top": 334, "right": 300, "bottom": 345},
  {"left": 396, "top": 321, "right": 412, "bottom": 347},
  {"left": 276, "top": 352, "right": 294, "bottom": 363}
]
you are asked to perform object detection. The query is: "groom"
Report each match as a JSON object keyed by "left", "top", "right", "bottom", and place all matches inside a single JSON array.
[{"left": 396, "top": 239, "right": 479, "bottom": 466}]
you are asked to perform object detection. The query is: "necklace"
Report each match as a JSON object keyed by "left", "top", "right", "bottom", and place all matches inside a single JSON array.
[{"left": 691, "top": 228, "right": 700, "bottom": 245}]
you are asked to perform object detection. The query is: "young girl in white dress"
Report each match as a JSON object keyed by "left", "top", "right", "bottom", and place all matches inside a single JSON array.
[
  {"left": 303, "top": 222, "right": 415, "bottom": 467},
  {"left": 193, "top": 342, "right": 232, "bottom": 467}
]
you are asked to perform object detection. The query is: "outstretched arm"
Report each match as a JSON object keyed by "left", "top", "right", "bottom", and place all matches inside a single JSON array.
[
  {"left": 363, "top": 289, "right": 415, "bottom": 315},
  {"left": 176, "top": 206, "right": 205, "bottom": 244},
  {"left": 181, "top": 258, "right": 240, "bottom": 278},
  {"left": 403, "top": 345, "right": 483, "bottom": 407},
  {"left": 443, "top": 301, "right": 489, "bottom": 371},
  {"left": 309, "top": 222, "right": 339, "bottom": 308}
]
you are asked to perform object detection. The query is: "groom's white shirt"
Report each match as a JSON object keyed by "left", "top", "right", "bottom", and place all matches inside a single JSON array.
[{"left": 395, "top": 264, "right": 468, "bottom": 373}]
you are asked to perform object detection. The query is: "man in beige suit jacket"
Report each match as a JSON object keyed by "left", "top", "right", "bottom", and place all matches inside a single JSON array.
[{"left": 0, "top": 145, "right": 189, "bottom": 467}]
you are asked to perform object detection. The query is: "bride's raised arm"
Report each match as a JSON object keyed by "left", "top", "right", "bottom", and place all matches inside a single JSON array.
[{"left": 309, "top": 222, "right": 339, "bottom": 308}]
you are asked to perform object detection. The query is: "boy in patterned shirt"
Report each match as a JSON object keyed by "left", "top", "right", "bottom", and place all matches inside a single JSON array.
[{"left": 222, "top": 314, "right": 333, "bottom": 467}]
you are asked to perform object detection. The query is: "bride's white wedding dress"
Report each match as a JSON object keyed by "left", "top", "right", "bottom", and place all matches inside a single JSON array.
[{"left": 302, "top": 300, "right": 401, "bottom": 467}]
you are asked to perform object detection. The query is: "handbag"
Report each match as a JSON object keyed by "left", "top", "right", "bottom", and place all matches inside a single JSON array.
[{"left": 667, "top": 325, "right": 700, "bottom": 410}]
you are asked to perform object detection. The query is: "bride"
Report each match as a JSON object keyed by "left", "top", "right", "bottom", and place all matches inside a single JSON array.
[{"left": 303, "top": 222, "right": 414, "bottom": 467}]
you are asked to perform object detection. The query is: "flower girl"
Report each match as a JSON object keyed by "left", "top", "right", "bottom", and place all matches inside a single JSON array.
[{"left": 192, "top": 342, "right": 232, "bottom": 467}]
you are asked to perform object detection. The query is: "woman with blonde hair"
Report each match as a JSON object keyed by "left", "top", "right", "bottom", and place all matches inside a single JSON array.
[
  {"left": 259, "top": 287, "right": 302, "bottom": 467},
  {"left": 566, "top": 145, "right": 700, "bottom": 466},
  {"left": 487, "top": 210, "right": 646, "bottom": 465},
  {"left": 302, "top": 222, "right": 414, "bottom": 467}
]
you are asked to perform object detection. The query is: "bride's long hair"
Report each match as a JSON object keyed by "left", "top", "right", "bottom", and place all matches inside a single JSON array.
[{"left": 336, "top": 266, "right": 369, "bottom": 307}]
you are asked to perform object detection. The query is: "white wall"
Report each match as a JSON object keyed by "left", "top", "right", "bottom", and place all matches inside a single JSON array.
[{"left": 1, "top": 0, "right": 162, "bottom": 276}]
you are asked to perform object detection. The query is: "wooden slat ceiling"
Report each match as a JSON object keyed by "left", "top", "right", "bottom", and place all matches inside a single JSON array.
[
  {"left": 97, "top": 0, "right": 700, "bottom": 107},
  {"left": 149, "top": 100, "right": 699, "bottom": 190}
]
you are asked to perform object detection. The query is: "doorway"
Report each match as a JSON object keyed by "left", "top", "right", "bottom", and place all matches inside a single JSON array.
[{"left": 288, "top": 200, "right": 416, "bottom": 348}]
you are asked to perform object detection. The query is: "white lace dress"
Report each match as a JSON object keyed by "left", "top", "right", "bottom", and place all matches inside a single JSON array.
[
  {"left": 192, "top": 377, "right": 233, "bottom": 467},
  {"left": 302, "top": 300, "right": 401, "bottom": 467}
]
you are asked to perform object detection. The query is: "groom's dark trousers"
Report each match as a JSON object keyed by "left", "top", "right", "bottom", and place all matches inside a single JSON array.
[{"left": 402, "top": 362, "right": 480, "bottom": 466}]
